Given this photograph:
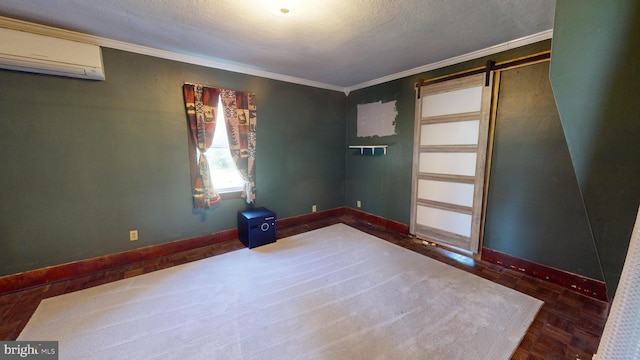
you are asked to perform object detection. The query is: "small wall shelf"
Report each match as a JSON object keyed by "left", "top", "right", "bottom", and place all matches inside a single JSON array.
[{"left": 349, "top": 145, "right": 388, "bottom": 155}]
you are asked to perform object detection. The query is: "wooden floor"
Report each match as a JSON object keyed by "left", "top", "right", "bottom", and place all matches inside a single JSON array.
[{"left": 0, "top": 215, "right": 609, "bottom": 359}]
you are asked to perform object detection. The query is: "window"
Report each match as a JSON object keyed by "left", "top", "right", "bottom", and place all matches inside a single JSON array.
[
  {"left": 203, "top": 97, "right": 244, "bottom": 193},
  {"left": 183, "top": 83, "right": 257, "bottom": 208}
]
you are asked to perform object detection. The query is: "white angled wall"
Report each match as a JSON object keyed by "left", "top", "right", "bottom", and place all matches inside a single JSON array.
[{"left": 596, "top": 204, "right": 640, "bottom": 359}]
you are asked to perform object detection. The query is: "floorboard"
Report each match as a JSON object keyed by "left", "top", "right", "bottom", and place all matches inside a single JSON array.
[{"left": 0, "top": 215, "right": 608, "bottom": 359}]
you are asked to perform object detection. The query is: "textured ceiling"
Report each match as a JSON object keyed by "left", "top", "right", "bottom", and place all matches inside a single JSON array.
[{"left": 0, "top": 0, "right": 556, "bottom": 89}]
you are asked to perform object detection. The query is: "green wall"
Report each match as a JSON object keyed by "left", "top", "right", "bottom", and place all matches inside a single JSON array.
[
  {"left": 0, "top": 48, "right": 345, "bottom": 276},
  {"left": 344, "top": 77, "right": 414, "bottom": 222},
  {"left": 345, "top": 41, "right": 552, "bottom": 224},
  {"left": 3, "top": 2, "right": 637, "bottom": 298},
  {"left": 345, "top": 39, "right": 606, "bottom": 282},
  {"left": 483, "top": 62, "right": 602, "bottom": 281},
  {"left": 550, "top": 0, "right": 640, "bottom": 298}
]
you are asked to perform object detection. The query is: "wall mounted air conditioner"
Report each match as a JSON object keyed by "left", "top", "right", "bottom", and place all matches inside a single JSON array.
[{"left": 0, "top": 27, "right": 105, "bottom": 80}]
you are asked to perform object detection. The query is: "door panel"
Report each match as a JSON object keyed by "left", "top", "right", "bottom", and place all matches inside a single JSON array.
[
  {"left": 421, "top": 86, "right": 483, "bottom": 117},
  {"left": 418, "top": 152, "right": 477, "bottom": 176},
  {"left": 417, "top": 180, "right": 475, "bottom": 207},
  {"left": 416, "top": 205, "right": 473, "bottom": 237},
  {"left": 411, "top": 73, "right": 493, "bottom": 253},
  {"left": 420, "top": 120, "right": 480, "bottom": 145}
]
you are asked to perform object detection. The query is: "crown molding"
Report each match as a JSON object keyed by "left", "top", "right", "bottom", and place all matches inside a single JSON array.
[
  {"left": 0, "top": 16, "right": 345, "bottom": 93},
  {"left": 344, "top": 29, "right": 554, "bottom": 94},
  {"left": 1, "top": 16, "right": 552, "bottom": 96}
]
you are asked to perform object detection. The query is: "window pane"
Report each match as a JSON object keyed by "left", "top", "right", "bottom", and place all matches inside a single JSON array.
[
  {"left": 203, "top": 97, "right": 244, "bottom": 192},
  {"left": 204, "top": 148, "right": 244, "bottom": 190}
]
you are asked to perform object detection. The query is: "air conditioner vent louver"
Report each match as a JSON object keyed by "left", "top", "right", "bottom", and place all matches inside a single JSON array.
[{"left": 0, "top": 27, "right": 105, "bottom": 80}]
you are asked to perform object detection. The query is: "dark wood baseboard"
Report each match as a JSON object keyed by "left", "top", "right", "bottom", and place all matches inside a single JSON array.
[
  {"left": 0, "top": 207, "right": 356, "bottom": 295},
  {"left": 276, "top": 207, "right": 345, "bottom": 228},
  {"left": 344, "top": 207, "right": 410, "bottom": 234},
  {"left": 0, "top": 228, "right": 238, "bottom": 295},
  {"left": 274, "top": 207, "right": 410, "bottom": 235},
  {"left": 481, "top": 247, "right": 608, "bottom": 302},
  {"left": 1, "top": 207, "right": 606, "bottom": 303}
]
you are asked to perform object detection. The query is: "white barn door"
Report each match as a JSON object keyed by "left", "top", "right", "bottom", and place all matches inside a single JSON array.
[{"left": 410, "top": 73, "right": 493, "bottom": 253}]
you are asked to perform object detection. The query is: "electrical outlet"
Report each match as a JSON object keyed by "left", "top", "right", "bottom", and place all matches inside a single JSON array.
[
  {"left": 129, "top": 230, "right": 138, "bottom": 241},
  {"left": 312, "top": 205, "right": 317, "bottom": 213},
  {"left": 357, "top": 200, "right": 361, "bottom": 208}
]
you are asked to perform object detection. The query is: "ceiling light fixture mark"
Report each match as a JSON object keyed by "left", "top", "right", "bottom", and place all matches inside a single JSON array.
[{"left": 266, "top": 0, "right": 298, "bottom": 16}]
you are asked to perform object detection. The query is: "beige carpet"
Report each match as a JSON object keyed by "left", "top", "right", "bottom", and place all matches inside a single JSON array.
[{"left": 18, "top": 224, "right": 542, "bottom": 359}]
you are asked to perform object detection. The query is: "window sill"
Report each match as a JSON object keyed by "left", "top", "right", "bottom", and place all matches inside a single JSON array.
[{"left": 219, "top": 189, "right": 243, "bottom": 200}]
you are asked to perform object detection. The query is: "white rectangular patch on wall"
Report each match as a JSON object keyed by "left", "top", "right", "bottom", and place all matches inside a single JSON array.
[{"left": 357, "top": 100, "right": 397, "bottom": 137}]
